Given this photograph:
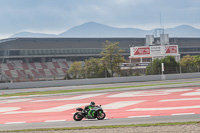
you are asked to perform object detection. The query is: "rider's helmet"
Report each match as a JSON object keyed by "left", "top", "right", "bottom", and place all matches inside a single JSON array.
[{"left": 90, "top": 102, "right": 95, "bottom": 106}]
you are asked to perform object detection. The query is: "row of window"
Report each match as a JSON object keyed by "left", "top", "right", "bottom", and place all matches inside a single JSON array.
[
  {"left": 1, "top": 48, "right": 130, "bottom": 56},
  {"left": 1, "top": 47, "right": 200, "bottom": 57},
  {"left": 179, "top": 48, "right": 200, "bottom": 52},
  {"left": 8, "top": 49, "right": 103, "bottom": 56}
]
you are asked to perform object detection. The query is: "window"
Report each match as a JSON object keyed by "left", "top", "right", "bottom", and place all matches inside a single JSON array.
[
  {"left": 28, "top": 50, "right": 33, "bottom": 55},
  {"left": 0, "top": 51, "right": 5, "bottom": 56},
  {"left": 9, "top": 50, "right": 20, "bottom": 56}
]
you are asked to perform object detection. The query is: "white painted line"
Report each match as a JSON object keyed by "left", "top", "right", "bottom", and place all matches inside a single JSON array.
[
  {"left": 163, "top": 89, "right": 192, "bottom": 93},
  {"left": 0, "top": 107, "right": 20, "bottom": 113},
  {"left": 172, "top": 113, "right": 195, "bottom": 116},
  {"left": 182, "top": 92, "right": 200, "bottom": 96},
  {"left": 0, "top": 99, "right": 32, "bottom": 104},
  {"left": 32, "top": 93, "right": 107, "bottom": 102},
  {"left": 7, "top": 96, "right": 21, "bottom": 98},
  {"left": 102, "top": 101, "right": 146, "bottom": 109},
  {"left": 5, "top": 122, "right": 26, "bottom": 124},
  {"left": 128, "top": 115, "right": 151, "bottom": 118},
  {"left": 107, "top": 91, "right": 167, "bottom": 98},
  {"left": 127, "top": 105, "right": 200, "bottom": 111},
  {"left": 45, "top": 120, "right": 66, "bottom": 122},
  {"left": 3, "top": 103, "right": 88, "bottom": 114},
  {"left": 160, "top": 98, "right": 200, "bottom": 102},
  {"left": 107, "top": 89, "right": 192, "bottom": 98}
]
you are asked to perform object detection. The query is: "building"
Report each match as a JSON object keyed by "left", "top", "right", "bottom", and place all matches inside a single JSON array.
[
  {"left": 0, "top": 37, "right": 200, "bottom": 81},
  {"left": 127, "top": 34, "right": 180, "bottom": 73},
  {"left": 0, "top": 38, "right": 135, "bottom": 63}
]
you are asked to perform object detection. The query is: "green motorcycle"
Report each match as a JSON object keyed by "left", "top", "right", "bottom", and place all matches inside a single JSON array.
[{"left": 73, "top": 105, "right": 106, "bottom": 121}]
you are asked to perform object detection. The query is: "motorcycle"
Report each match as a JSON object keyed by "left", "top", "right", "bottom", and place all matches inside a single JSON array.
[{"left": 73, "top": 105, "right": 106, "bottom": 121}]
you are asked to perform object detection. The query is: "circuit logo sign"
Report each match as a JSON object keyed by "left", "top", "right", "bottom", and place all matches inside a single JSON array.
[
  {"left": 165, "top": 46, "right": 178, "bottom": 53},
  {"left": 133, "top": 47, "right": 150, "bottom": 55}
]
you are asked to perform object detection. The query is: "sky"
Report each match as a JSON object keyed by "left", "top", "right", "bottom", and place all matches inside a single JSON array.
[{"left": 0, "top": 0, "right": 200, "bottom": 39}]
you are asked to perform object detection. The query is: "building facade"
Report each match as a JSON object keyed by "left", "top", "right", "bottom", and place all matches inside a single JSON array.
[
  {"left": 0, "top": 37, "right": 200, "bottom": 81},
  {"left": 0, "top": 37, "right": 200, "bottom": 64}
]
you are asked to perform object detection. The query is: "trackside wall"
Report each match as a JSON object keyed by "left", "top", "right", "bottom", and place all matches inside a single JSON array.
[{"left": 0, "top": 73, "right": 200, "bottom": 89}]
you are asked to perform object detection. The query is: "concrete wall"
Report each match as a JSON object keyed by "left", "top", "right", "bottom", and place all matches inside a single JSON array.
[{"left": 0, "top": 73, "right": 200, "bottom": 89}]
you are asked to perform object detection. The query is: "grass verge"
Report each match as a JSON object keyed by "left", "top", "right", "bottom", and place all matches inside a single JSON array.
[
  {"left": 1, "top": 81, "right": 200, "bottom": 97},
  {"left": 0, "top": 121, "right": 199, "bottom": 132}
]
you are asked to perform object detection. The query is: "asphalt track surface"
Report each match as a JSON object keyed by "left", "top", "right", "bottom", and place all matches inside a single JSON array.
[{"left": 0, "top": 78, "right": 200, "bottom": 131}]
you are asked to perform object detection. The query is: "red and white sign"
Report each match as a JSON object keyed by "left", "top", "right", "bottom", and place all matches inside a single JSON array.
[
  {"left": 130, "top": 45, "right": 179, "bottom": 57},
  {"left": 132, "top": 47, "right": 150, "bottom": 55},
  {"left": 165, "top": 46, "right": 178, "bottom": 54}
]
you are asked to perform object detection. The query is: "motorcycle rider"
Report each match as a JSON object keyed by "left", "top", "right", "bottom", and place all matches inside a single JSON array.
[{"left": 83, "top": 102, "right": 96, "bottom": 118}]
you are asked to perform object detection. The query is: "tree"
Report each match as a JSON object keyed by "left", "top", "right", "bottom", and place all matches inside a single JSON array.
[
  {"left": 84, "top": 58, "right": 104, "bottom": 78},
  {"left": 145, "top": 56, "right": 179, "bottom": 75},
  {"left": 68, "top": 61, "right": 84, "bottom": 79},
  {"left": 180, "top": 55, "right": 196, "bottom": 73},
  {"left": 194, "top": 55, "right": 200, "bottom": 72},
  {"left": 145, "top": 58, "right": 161, "bottom": 75},
  {"left": 145, "top": 65, "right": 153, "bottom": 75},
  {"left": 101, "top": 41, "right": 125, "bottom": 77},
  {"left": 63, "top": 72, "right": 71, "bottom": 80},
  {"left": 151, "top": 58, "right": 161, "bottom": 74},
  {"left": 160, "top": 56, "right": 179, "bottom": 74}
]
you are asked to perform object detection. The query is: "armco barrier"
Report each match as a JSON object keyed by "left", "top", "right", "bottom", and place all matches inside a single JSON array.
[{"left": 0, "top": 73, "right": 200, "bottom": 89}]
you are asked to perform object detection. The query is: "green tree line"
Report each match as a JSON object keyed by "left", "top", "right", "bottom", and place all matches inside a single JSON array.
[
  {"left": 64, "top": 41, "right": 125, "bottom": 79},
  {"left": 146, "top": 55, "right": 200, "bottom": 75},
  {"left": 64, "top": 41, "right": 200, "bottom": 79}
]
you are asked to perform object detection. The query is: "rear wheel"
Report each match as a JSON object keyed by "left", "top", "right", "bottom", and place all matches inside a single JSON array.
[
  {"left": 73, "top": 112, "right": 83, "bottom": 121},
  {"left": 96, "top": 111, "right": 106, "bottom": 120}
]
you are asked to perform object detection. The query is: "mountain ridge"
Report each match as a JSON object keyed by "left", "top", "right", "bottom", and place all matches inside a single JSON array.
[{"left": 11, "top": 22, "right": 200, "bottom": 38}]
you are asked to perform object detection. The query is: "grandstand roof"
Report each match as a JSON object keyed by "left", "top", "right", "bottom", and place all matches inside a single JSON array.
[
  {"left": 0, "top": 37, "right": 200, "bottom": 51},
  {"left": 0, "top": 38, "right": 145, "bottom": 50}
]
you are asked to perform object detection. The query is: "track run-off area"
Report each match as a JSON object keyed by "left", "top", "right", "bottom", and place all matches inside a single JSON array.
[{"left": 0, "top": 79, "right": 200, "bottom": 131}]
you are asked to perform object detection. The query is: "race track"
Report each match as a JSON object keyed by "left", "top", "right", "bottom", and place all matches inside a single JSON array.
[{"left": 0, "top": 79, "right": 200, "bottom": 131}]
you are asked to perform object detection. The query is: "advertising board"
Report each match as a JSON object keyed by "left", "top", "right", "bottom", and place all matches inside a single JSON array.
[
  {"left": 151, "top": 46, "right": 162, "bottom": 54},
  {"left": 165, "top": 45, "right": 178, "bottom": 54},
  {"left": 132, "top": 47, "right": 150, "bottom": 55},
  {"left": 130, "top": 45, "right": 178, "bottom": 57}
]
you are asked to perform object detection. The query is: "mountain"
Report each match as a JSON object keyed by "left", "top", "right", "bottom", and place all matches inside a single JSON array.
[
  {"left": 11, "top": 31, "right": 57, "bottom": 38},
  {"left": 165, "top": 25, "right": 200, "bottom": 37},
  {"left": 10, "top": 22, "right": 200, "bottom": 38},
  {"left": 59, "top": 22, "right": 149, "bottom": 37}
]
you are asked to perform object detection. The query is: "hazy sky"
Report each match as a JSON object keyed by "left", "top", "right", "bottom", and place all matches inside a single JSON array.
[{"left": 0, "top": 0, "right": 200, "bottom": 39}]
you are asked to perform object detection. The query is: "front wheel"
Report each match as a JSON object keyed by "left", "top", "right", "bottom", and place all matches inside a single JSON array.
[
  {"left": 96, "top": 111, "right": 106, "bottom": 120},
  {"left": 73, "top": 112, "right": 83, "bottom": 121}
]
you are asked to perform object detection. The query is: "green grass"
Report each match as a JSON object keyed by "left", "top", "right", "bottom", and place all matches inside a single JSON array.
[
  {"left": 1, "top": 81, "right": 200, "bottom": 97},
  {"left": 0, "top": 121, "right": 199, "bottom": 132}
]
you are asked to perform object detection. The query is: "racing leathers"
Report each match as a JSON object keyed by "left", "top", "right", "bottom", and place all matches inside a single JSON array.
[{"left": 83, "top": 105, "right": 95, "bottom": 117}]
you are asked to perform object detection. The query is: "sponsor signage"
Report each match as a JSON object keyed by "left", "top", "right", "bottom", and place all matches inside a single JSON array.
[
  {"left": 132, "top": 47, "right": 150, "bottom": 55},
  {"left": 151, "top": 46, "right": 162, "bottom": 54},
  {"left": 130, "top": 45, "right": 178, "bottom": 57},
  {"left": 165, "top": 46, "right": 178, "bottom": 53}
]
